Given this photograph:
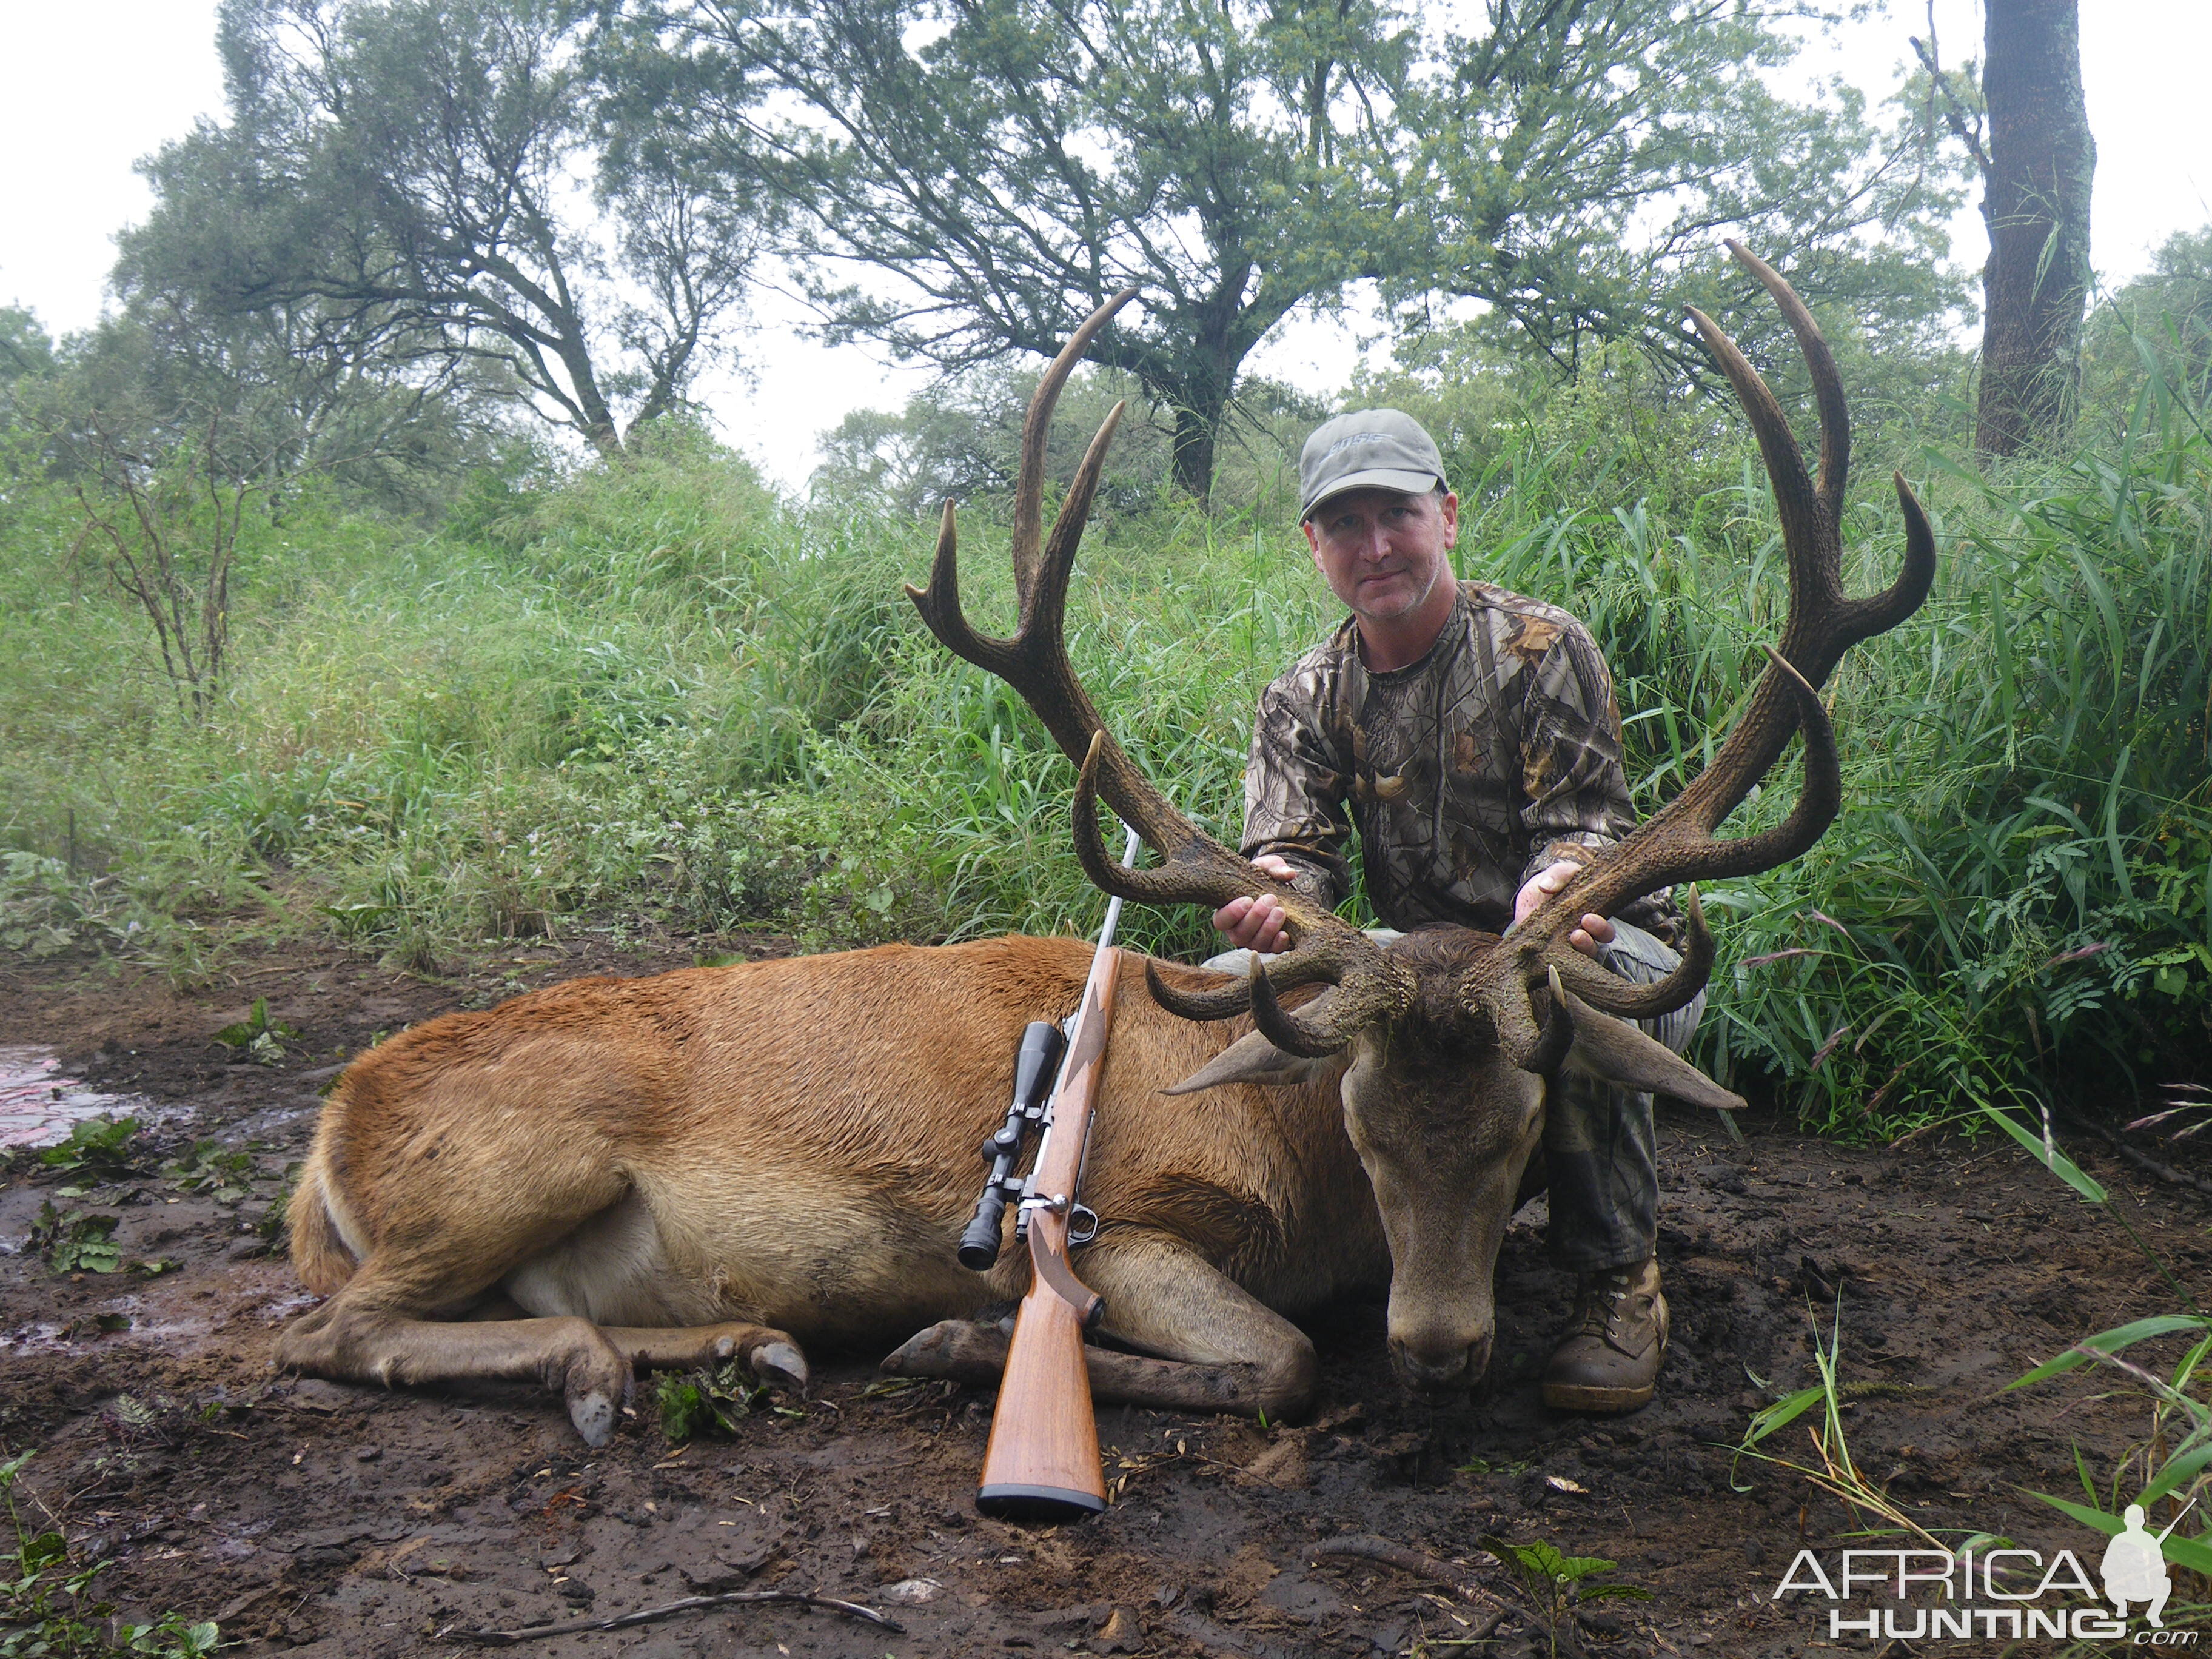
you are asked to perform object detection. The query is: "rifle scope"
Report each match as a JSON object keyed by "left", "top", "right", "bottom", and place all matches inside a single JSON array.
[{"left": 958, "top": 1019, "right": 1067, "bottom": 1271}]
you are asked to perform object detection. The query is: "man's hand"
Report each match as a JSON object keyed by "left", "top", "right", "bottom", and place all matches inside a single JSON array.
[
  {"left": 1514, "top": 860, "right": 1614, "bottom": 960},
  {"left": 1213, "top": 854, "right": 1298, "bottom": 954}
]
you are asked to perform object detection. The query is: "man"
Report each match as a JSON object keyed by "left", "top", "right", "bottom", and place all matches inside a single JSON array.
[{"left": 1211, "top": 407, "right": 1701, "bottom": 1412}]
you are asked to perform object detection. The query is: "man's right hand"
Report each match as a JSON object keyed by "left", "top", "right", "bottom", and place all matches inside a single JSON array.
[{"left": 1213, "top": 855, "right": 1299, "bottom": 954}]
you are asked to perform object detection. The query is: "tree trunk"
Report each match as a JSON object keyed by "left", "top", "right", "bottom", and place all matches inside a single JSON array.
[
  {"left": 1168, "top": 399, "right": 1219, "bottom": 505},
  {"left": 1974, "top": 0, "right": 2095, "bottom": 457}
]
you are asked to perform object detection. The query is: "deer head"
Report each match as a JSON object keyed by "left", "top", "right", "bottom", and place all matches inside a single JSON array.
[{"left": 908, "top": 245, "right": 1934, "bottom": 1395}]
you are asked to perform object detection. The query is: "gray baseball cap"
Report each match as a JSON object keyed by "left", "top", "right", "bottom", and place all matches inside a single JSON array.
[{"left": 1298, "top": 409, "right": 1447, "bottom": 521}]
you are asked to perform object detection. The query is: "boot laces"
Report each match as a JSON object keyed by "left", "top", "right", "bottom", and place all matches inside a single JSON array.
[{"left": 1572, "top": 1269, "right": 1641, "bottom": 1339}]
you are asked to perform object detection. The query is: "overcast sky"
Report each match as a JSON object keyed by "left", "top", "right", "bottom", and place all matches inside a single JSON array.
[{"left": 2, "top": 1, "right": 2206, "bottom": 491}]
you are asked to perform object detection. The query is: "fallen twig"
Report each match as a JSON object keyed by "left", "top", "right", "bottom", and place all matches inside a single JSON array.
[
  {"left": 1310, "top": 1533, "right": 1516, "bottom": 1635},
  {"left": 2070, "top": 1114, "right": 2212, "bottom": 1200},
  {"left": 438, "top": 1587, "right": 905, "bottom": 1645}
]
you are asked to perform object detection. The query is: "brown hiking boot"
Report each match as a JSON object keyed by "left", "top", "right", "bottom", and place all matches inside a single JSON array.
[{"left": 1542, "top": 1259, "right": 1668, "bottom": 1412}]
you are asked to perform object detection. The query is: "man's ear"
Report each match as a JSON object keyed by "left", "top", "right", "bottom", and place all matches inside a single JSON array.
[{"left": 1439, "top": 490, "right": 1460, "bottom": 548}]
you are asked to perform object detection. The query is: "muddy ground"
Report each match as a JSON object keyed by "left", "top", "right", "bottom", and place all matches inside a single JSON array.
[{"left": 2, "top": 929, "right": 2206, "bottom": 1658}]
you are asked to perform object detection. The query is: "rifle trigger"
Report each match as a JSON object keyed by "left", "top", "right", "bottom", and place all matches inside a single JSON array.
[{"left": 1067, "top": 1204, "right": 1100, "bottom": 1247}]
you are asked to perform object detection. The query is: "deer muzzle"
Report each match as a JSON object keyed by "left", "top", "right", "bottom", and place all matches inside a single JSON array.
[{"left": 1388, "top": 1322, "right": 1495, "bottom": 1396}]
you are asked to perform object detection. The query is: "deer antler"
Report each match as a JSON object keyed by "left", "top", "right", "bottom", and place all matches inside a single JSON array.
[
  {"left": 905, "top": 292, "right": 1415, "bottom": 1047},
  {"left": 1469, "top": 240, "right": 1936, "bottom": 1032}
]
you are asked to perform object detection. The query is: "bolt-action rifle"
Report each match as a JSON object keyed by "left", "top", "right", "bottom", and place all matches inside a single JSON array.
[{"left": 960, "top": 826, "right": 1139, "bottom": 1520}]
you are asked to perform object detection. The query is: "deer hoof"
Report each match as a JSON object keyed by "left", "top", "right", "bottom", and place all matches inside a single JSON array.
[
  {"left": 750, "top": 1341, "right": 809, "bottom": 1395},
  {"left": 568, "top": 1386, "right": 618, "bottom": 1446}
]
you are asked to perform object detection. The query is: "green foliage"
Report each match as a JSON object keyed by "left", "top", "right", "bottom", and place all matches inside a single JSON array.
[
  {"left": 654, "top": 1362, "right": 777, "bottom": 1443},
  {"left": 631, "top": 0, "right": 1410, "bottom": 499},
  {"left": 2083, "top": 224, "right": 2212, "bottom": 421},
  {"left": 36, "top": 1119, "right": 142, "bottom": 1181},
  {"left": 0, "top": 857, "right": 129, "bottom": 962},
  {"left": 1481, "top": 1534, "right": 1649, "bottom": 1657},
  {"left": 2004, "top": 1245, "right": 2212, "bottom": 1586},
  {"left": 127, "top": 0, "right": 765, "bottom": 458},
  {"left": 0, "top": 1453, "right": 220, "bottom": 1657},
  {"left": 1401, "top": 3, "right": 1971, "bottom": 382},
  {"left": 212, "top": 999, "right": 299, "bottom": 1066},
  {"left": 634, "top": 0, "right": 1964, "bottom": 501},
  {"left": 0, "top": 310, "right": 57, "bottom": 389},
  {"left": 4, "top": 304, "right": 2210, "bottom": 1131},
  {"left": 162, "top": 1142, "right": 255, "bottom": 1206},
  {"left": 27, "top": 1207, "right": 126, "bottom": 1276}
]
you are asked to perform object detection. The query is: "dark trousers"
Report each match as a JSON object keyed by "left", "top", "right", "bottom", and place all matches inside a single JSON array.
[{"left": 1543, "top": 919, "right": 1703, "bottom": 1273}]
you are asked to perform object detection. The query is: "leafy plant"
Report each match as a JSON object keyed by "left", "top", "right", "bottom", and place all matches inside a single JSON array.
[
  {"left": 37, "top": 1119, "right": 141, "bottom": 1181},
  {"left": 255, "top": 1163, "right": 303, "bottom": 1245},
  {"left": 2009, "top": 1315, "right": 2212, "bottom": 1587},
  {"left": 1480, "top": 1534, "right": 1651, "bottom": 1657},
  {"left": 161, "top": 1142, "right": 253, "bottom": 1207},
  {"left": 212, "top": 999, "right": 298, "bottom": 1066},
  {"left": 26, "top": 1206, "right": 125, "bottom": 1276},
  {"left": 0, "top": 856, "right": 127, "bottom": 961},
  {"left": 654, "top": 1361, "right": 800, "bottom": 1443},
  {"left": 1728, "top": 1305, "right": 1967, "bottom": 1554},
  {"left": 0, "top": 1452, "right": 220, "bottom": 1657}
]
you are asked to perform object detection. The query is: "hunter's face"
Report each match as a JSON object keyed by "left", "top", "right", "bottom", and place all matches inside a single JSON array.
[{"left": 1304, "top": 487, "right": 1459, "bottom": 626}]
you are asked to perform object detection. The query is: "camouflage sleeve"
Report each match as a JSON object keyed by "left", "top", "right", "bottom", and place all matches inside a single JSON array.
[
  {"left": 1517, "top": 622, "right": 1680, "bottom": 945},
  {"left": 1241, "top": 670, "right": 1353, "bottom": 910},
  {"left": 1515, "top": 620, "right": 1634, "bottom": 886}
]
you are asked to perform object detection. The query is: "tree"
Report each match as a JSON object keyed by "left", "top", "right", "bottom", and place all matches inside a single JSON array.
[
  {"left": 635, "top": 0, "right": 1965, "bottom": 503},
  {"left": 810, "top": 361, "right": 1175, "bottom": 516},
  {"left": 0, "top": 309, "right": 56, "bottom": 390},
  {"left": 628, "top": 0, "right": 1415, "bottom": 501},
  {"left": 1918, "top": 1, "right": 2094, "bottom": 454},
  {"left": 1405, "top": 1, "right": 1968, "bottom": 392},
  {"left": 127, "top": 0, "right": 768, "bottom": 457},
  {"left": 2080, "top": 225, "right": 2212, "bottom": 416},
  {"left": 1974, "top": 0, "right": 2094, "bottom": 454}
]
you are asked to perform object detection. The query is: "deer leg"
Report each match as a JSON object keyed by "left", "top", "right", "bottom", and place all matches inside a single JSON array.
[
  {"left": 276, "top": 1278, "right": 634, "bottom": 1446},
  {"left": 884, "top": 1228, "right": 1315, "bottom": 1419}
]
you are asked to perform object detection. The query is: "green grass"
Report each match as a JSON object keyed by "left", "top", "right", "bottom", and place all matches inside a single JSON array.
[{"left": 1, "top": 358, "right": 2207, "bottom": 1134}]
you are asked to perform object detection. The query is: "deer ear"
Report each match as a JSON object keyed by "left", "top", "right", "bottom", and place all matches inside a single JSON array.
[
  {"left": 1560, "top": 991, "right": 1745, "bottom": 1113},
  {"left": 1163, "top": 1028, "right": 1346, "bottom": 1094}
]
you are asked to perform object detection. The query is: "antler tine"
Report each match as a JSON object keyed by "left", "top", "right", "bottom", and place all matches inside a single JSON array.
[
  {"left": 1071, "top": 734, "right": 1384, "bottom": 1013},
  {"left": 910, "top": 501, "right": 1018, "bottom": 682},
  {"left": 1684, "top": 299, "right": 1845, "bottom": 669},
  {"left": 1851, "top": 474, "right": 1939, "bottom": 644},
  {"left": 1487, "top": 963, "right": 1574, "bottom": 1075},
  {"left": 910, "top": 290, "right": 1396, "bottom": 1033},
  {"left": 1247, "top": 959, "right": 1355, "bottom": 1058},
  {"left": 1546, "top": 885, "right": 1715, "bottom": 1021},
  {"left": 1010, "top": 287, "right": 1143, "bottom": 609},
  {"left": 1715, "top": 247, "right": 1940, "bottom": 648},
  {"left": 1532, "top": 639, "right": 1838, "bottom": 937},
  {"left": 1486, "top": 246, "right": 1932, "bottom": 1025},
  {"left": 1722, "top": 239, "right": 1848, "bottom": 522}
]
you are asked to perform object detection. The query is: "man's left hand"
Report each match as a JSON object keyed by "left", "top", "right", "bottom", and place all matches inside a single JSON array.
[{"left": 1514, "top": 861, "right": 1614, "bottom": 960}]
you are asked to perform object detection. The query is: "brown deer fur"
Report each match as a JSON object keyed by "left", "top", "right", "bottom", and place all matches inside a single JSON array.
[{"left": 281, "top": 941, "right": 1400, "bottom": 1440}]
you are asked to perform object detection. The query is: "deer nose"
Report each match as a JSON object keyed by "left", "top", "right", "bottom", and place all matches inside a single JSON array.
[{"left": 1390, "top": 1330, "right": 1493, "bottom": 1396}]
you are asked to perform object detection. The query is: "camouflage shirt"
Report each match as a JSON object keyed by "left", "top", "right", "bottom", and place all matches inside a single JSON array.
[{"left": 1241, "top": 580, "right": 1679, "bottom": 945}]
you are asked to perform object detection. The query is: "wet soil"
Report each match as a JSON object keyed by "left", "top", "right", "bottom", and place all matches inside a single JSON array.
[{"left": 2, "top": 933, "right": 2208, "bottom": 1658}]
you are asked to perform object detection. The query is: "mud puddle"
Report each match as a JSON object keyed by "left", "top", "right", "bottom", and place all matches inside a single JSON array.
[{"left": 0, "top": 1045, "right": 161, "bottom": 1148}]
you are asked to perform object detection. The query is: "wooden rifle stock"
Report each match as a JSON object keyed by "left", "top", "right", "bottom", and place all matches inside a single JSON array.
[{"left": 975, "top": 944, "right": 1121, "bottom": 1520}]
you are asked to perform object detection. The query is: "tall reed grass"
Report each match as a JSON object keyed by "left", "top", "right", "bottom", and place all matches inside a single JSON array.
[{"left": 1, "top": 369, "right": 2204, "bottom": 1133}]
